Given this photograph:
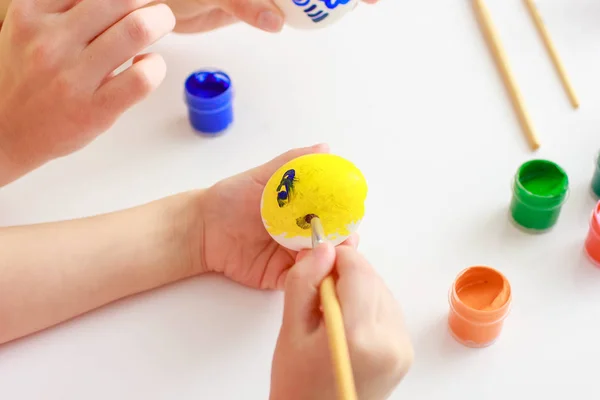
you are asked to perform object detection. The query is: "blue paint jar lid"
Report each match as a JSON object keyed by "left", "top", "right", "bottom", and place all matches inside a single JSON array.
[{"left": 184, "top": 70, "right": 234, "bottom": 135}]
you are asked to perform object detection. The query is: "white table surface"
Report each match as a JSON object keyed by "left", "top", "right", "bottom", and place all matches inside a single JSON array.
[{"left": 2, "top": 0, "right": 600, "bottom": 398}]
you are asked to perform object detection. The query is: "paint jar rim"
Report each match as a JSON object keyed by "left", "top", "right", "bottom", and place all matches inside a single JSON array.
[
  {"left": 511, "top": 178, "right": 570, "bottom": 210},
  {"left": 448, "top": 266, "right": 512, "bottom": 326},
  {"left": 184, "top": 70, "right": 233, "bottom": 111},
  {"left": 512, "top": 159, "right": 569, "bottom": 210},
  {"left": 184, "top": 69, "right": 234, "bottom": 134}
]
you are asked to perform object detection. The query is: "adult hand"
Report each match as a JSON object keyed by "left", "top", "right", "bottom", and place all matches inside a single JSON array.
[
  {"left": 0, "top": 0, "right": 175, "bottom": 186},
  {"left": 190, "top": 143, "right": 358, "bottom": 290},
  {"left": 269, "top": 243, "right": 414, "bottom": 400},
  {"left": 163, "top": 0, "right": 379, "bottom": 34}
]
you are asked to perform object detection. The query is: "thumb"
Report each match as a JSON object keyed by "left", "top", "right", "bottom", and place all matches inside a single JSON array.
[
  {"left": 219, "top": 0, "right": 284, "bottom": 32},
  {"left": 282, "top": 242, "right": 336, "bottom": 335},
  {"left": 250, "top": 143, "right": 330, "bottom": 186}
]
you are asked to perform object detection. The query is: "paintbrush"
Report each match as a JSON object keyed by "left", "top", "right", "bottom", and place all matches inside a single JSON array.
[
  {"left": 473, "top": 0, "right": 540, "bottom": 151},
  {"left": 523, "top": 0, "right": 579, "bottom": 109},
  {"left": 305, "top": 214, "right": 358, "bottom": 400}
]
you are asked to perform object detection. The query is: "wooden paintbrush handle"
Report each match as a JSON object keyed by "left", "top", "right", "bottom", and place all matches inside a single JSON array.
[
  {"left": 473, "top": 0, "right": 540, "bottom": 151},
  {"left": 320, "top": 275, "right": 358, "bottom": 400},
  {"left": 523, "top": 0, "right": 579, "bottom": 109}
]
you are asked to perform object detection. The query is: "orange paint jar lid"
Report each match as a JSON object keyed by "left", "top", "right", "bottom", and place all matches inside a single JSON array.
[{"left": 448, "top": 266, "right": 512, "bottom": 348}]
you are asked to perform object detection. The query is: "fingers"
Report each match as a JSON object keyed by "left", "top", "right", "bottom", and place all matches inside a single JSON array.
[
  {"left": 270, "top": 143, "right": 330, "bottom": 167},
  {"left": 334, "top": 246, "right": 378, "bottom": 328},
  {"left": 93, "top": 52, "right": 166, "bottom": 122},
  {"left": 79, "top": 3, "right": 174, "bottom": 87},
  {"left": 66, "top": 0, "right": 156, "bottom": 44},
  {"left": 18, "top": 0, "right": 78, "bottom": 13},
  {"left": 294, "top": 233, "right": 359, "bottom": 263},
  {"left": 291, "top": 235, "right": 359, "bottom": 292},
  {"left": 342, "top": 232, "right": 360, "bottom": 249},
  {"left": 335, "top": 245, "right": 373, "bottom": 276},
  {"left": 173, "top": 8, "right": 238, "bottom": 33},
  {"left": 251, "top": 143, "right": 330, "bottom": 186},
  {"left": 219, "top": 0, "right": 283, "bottom": 32},
  {"left": 282, "top": 242, "right": 335, "bottom": 336}
]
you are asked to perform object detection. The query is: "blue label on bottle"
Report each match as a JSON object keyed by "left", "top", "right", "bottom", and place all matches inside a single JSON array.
[
  {"left": 318, "top": 0, "right": 351, "bottom": 9},
  {"left": 293, "top": 0, "right": 351, "bottom": 23}
]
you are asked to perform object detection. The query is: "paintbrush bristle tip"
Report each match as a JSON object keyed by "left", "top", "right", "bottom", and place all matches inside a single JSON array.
[
  {"left": 305, "top": 214, "right": 318, "bottom": 223},
  {"left": 296, "top": 213, "right": 319, "bottom": 229}
]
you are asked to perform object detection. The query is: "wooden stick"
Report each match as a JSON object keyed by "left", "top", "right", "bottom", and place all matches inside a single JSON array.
[
  {"left": 311, "top": 217, "right": 357, "bottom": 400},
  {"left": 473, "top": 0, "right": 540, "bottom": 151},
  {"left": 320, "top": 276, "right": 357, "bottom": 400},
  {"left": 523, "top": 0, "right": 579, "bottom": 109}
]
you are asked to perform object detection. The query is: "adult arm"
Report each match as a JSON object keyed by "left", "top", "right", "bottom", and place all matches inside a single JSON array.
[{"left": 0, "top": 190, "right": 204, "bottom": 344}]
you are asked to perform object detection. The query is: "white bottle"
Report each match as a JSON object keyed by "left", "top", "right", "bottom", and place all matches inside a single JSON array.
[{"left": 274, "top": 0, "right": 359, "bottom": 29}]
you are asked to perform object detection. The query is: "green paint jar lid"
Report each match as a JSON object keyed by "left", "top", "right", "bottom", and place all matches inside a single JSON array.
[{"left": 512, "top": 159, "right": 569, "bottom": 210}]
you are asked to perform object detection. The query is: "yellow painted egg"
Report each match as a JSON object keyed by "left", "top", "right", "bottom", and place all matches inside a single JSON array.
[{"left": 260, "top": 153, "right": 368, "bottom": 251}]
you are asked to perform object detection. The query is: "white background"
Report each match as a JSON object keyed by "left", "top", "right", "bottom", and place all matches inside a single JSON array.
[{"left": 1, "top": 0, "right": 600, "bottom": 398}]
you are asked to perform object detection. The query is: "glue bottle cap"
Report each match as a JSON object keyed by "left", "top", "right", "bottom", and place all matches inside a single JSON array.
[{"left": 184, "top": 70, "right": 234, "bottom": 135}]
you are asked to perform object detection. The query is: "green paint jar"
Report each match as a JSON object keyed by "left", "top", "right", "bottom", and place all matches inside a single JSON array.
[
  {"left": 591, "top": 152, "right": 600, "bottom": 199},
  {"left": 510, "top": 159, "right": 569, "bottom": 232}
]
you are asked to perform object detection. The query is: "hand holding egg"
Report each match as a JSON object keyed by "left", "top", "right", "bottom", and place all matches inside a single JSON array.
[{"left": 260, "top": 153, "right": 368, "bottom": 251}]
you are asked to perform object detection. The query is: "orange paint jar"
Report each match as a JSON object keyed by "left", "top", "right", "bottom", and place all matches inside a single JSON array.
[
  {"left": 448, "top": 266, "right": 512, "bottom": 348},
  {"left": 584, "top": 201, "right": 600, "bottom": 267}
]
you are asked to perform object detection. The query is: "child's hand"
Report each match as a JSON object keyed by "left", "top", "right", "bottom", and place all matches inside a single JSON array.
[
  {"left": 269, "top": 243, "right": 413, "bottom": 400},
  {"left": 0, "top": 0, "right": 175, "bottom": 185},
  {"left": 191, "top": 144, "right": 361, "bottom": 290}
]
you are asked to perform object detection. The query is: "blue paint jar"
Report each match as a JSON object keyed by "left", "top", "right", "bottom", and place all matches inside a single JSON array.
[{"left": 184, "top": 70, "right": 233, "bottom": 134}]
